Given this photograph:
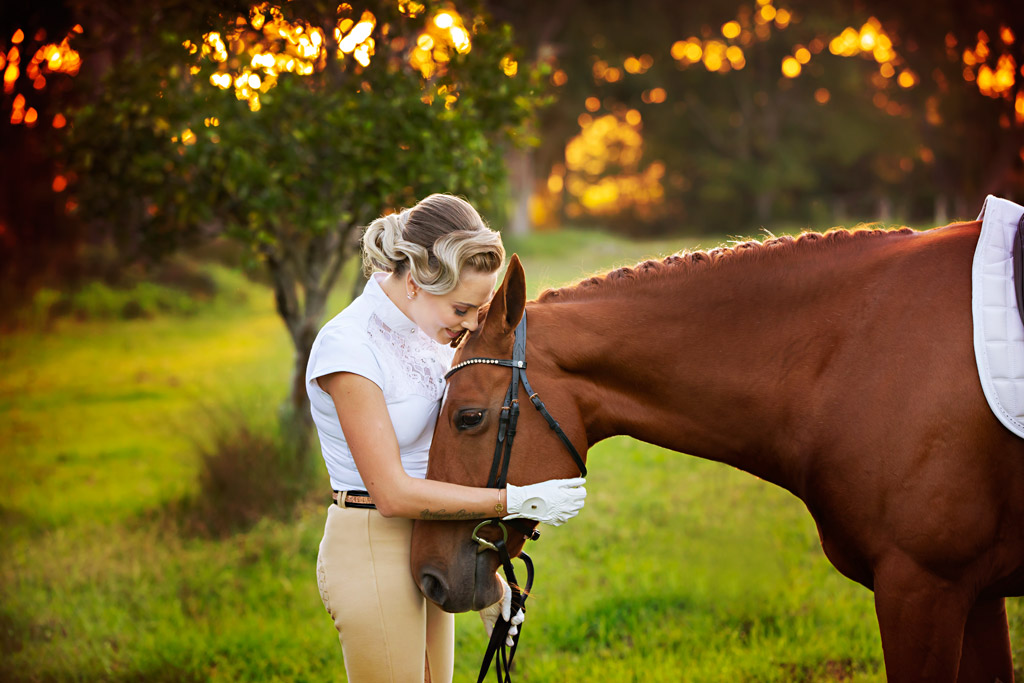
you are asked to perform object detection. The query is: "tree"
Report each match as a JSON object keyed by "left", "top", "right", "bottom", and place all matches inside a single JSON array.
[
  {"left": 65, "top": 0, "right": 548, "bottom": 439},
  {"left": 853, "top": 0, "right": 1024, "bottom": 211},
  {"left": 0, "top": 2, "right": 82, "bottom": 320},
  {"left": 492, "top": 0, "right": 1023, "bottom": 235}
]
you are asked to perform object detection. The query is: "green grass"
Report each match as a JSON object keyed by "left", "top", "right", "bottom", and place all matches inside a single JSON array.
[{"left": 1, "top": 227, "right": 1020, "bottom": 681}]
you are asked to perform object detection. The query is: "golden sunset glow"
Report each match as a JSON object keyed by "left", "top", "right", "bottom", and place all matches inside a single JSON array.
[
  {"left": 781, "top": 56, "right": 801, "bottom": 78},
  {"left": 397, "top": 0, "right": 425, "bottom": 17},
  {"left": 6, "top": 22, "right": 82, "bottom": 129},
  {"left": 192, "top": 2, "right": 483, "bottom": 115},
  {"left": 500, "top": 55, "right": 518, "bottom": 76},
  {"left": 4, "top": 22, "right": 82, "bottom": 127},
  {"left": 642, "top": 87, "right": 667, "bottom": 104},
  {"left": 10, "top": 93, "right": 25, "bottom": 124},
  {"left": 196, "top": 3, "right": 347, "bottom": 111},
  {"left": 897, "top": 69, "right": 917, "bottom": 88},
  {"left": 537, "top": 112, "right": 665, "bottom": 223},
  {"left": 4, "top": 64, "right": 17, "bottom": 94},
  {"left": 407, "top": 8, "right": 474, "bottom": 78},
  {"left": 670, "top": 0, "right": 796, "bottom": 75}
]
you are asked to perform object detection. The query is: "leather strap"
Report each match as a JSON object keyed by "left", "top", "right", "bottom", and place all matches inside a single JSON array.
[
  {"left": 477, "top": 542, "right": 533, "bottom": 683},
  {"left": 331, "top": 490, "right": 376, "bottom": 509},
  {"left": 443, "top": 310, "right": 586, "bottom": 683}
]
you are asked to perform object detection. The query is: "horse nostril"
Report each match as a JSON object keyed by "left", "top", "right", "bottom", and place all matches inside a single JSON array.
[{"left": 419, "top": 568, "right": 449, "bottom": 606}]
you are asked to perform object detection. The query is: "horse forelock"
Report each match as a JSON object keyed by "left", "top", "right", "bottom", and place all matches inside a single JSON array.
[{"left": 535, "top": 225, "right": 917, "bottom": 303}]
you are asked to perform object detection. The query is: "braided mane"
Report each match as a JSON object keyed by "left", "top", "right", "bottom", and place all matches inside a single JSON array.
[{"left": 536, "top": 226, "right": 917, "bottom": 303}]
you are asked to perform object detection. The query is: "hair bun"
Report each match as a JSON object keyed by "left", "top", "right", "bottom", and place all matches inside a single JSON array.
[
  {"left": 360, "top": 195, "right": 504, "bottom": 292},
  {"left": 362, "top": 211, "right": 414, "bottom": 273}
]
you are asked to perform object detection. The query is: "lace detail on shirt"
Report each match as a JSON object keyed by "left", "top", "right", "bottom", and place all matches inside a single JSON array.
[{"left": 366, "top": 313, "right": 451, "bottom": 400}]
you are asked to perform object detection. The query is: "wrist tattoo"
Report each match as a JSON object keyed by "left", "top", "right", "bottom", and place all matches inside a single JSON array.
[{"left": 419, "top": 508, "right": 478, "bottom": 521}]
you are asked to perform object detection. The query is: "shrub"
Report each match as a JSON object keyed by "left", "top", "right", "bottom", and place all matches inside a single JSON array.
[
  {"left": 18, "top": 256, "right": 219, "bottom": 325},
  {"left": 183, "top": 404, "right": 320, "bottom": 537}
]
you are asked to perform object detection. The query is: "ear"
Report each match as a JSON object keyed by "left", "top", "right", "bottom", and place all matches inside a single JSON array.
[{"left": 482, "top": 254, "right": 526, "bottom": 337}]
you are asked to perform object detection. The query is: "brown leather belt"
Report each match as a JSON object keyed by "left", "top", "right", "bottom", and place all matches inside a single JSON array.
[{"left": 332, "top": 490, "right": 376, "bottom": 509}]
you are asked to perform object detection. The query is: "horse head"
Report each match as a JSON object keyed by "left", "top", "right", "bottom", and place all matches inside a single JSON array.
[{"left": 410, "top": 255, "right": 589, "bottom": 613}]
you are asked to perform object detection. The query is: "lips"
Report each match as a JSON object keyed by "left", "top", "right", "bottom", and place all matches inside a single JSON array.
[{"left": 444, "top": 328, "right": 460, "bottom": 339}]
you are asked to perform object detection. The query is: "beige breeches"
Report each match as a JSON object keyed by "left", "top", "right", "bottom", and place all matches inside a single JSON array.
[{"left": 316, "top": 502, "right": 455, "bottom": 683}]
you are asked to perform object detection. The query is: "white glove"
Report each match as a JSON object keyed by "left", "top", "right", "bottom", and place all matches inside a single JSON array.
[
  {"left": 505, "top": 477, "right": 586, "bottom": 526},
  {"left": 478, "top": 574, "right": 525, "bottom": 647}
]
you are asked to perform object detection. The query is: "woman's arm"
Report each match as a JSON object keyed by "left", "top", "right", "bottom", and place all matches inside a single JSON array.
[{"left": 319, "top": 371, "right": 506, "bottom": 520}]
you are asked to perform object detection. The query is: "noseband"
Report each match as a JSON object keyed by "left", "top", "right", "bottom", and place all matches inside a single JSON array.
[{"left": 443, "top": 311, "right": 587, "bottom": 683}]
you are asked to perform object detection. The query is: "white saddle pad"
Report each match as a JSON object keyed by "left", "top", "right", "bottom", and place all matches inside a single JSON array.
[{"left": 972, "top": 194, "right": 1024, "bottom": 439}]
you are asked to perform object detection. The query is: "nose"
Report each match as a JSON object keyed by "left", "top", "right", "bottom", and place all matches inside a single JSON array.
[
  {"left": 463, "top": 317, "right": 478, "bottom": 332},
  {"left": 418, "top": 567, "right": 450, "bottom": 607}
]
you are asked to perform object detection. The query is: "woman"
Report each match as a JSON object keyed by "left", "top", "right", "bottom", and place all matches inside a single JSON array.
[{"left": 307, "top": 194, "right": 586, "bottom": 682}]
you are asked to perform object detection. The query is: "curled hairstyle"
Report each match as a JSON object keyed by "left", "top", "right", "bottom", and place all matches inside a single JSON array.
[{"left": 361, "top": 194, "right": 505, "bottom": 295}]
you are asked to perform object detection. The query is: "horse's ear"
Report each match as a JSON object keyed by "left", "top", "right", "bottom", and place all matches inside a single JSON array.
[{"left": 483, "top": 254, "right": 526, "bottom": 338}]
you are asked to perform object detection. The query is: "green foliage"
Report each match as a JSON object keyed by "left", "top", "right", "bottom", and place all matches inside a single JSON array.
[
  {"left": 17, "top": 254, "right": 228, "bottom": 324},
  {"left": 63, "top": 0, "right": 551, "bottom": 424},
  {"left": 66, "top": 0, "right": 547, "bottom": 258},
  {"left": 513, "top": 0, "right": 1022, "bottom": 236},
  {"left": 62, "top": 280, "right": 200, "bottom": 319}
]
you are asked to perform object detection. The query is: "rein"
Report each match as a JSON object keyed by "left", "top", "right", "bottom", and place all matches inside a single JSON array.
[{"left": 444, "top": 311, "right": 587, "bottom": 682}]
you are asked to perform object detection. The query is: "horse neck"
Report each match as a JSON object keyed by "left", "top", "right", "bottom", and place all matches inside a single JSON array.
[{"left": 528, "top": 239, "right": 897, "bottom": 490}]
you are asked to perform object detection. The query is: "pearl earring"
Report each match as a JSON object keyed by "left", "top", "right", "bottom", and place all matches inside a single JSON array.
[{"left": 407, "top": 292, "right": 416, "bottom": 300}]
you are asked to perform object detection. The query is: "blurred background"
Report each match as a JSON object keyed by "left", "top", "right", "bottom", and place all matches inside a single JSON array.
[{"left": 1, "top": 0, "right": 1022, "bottom": 680}]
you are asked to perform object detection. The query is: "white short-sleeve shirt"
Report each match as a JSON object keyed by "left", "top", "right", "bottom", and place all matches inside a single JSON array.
[{"left": 306, "top": 273, "right": 456, "bottom": 491}]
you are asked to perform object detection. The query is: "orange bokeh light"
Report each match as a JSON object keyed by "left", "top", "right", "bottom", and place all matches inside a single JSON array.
[{"left": 4, "top": 64, "right": 18, "bottom": 93}]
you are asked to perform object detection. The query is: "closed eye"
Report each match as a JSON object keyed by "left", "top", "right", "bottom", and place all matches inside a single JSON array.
[{"left": 456, "top": 409, "right": 485, "bottom": 430}]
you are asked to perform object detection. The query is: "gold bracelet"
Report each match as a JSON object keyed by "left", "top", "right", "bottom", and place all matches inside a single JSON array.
[{"left": 494, "top": 489, "right": 504, "bottom": 515}]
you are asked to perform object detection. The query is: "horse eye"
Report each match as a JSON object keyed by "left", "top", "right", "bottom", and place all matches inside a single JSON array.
[{"left": 457, "top": 410, "right": 484, "bottom": 429}]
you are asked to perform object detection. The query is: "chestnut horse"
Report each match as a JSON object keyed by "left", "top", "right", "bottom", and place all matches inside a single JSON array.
[{"left": 410, "top": 222, "right": 1024, "bottom": 681}]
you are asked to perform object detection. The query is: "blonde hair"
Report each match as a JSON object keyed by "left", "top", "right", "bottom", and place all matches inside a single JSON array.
[{"left": 361, "top": 194, "right": 505, "bottom": 295}]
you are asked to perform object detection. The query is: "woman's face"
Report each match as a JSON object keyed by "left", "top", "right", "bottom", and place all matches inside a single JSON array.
[{"left": 408, "top": 268, "right": 498, "bottom": 345}]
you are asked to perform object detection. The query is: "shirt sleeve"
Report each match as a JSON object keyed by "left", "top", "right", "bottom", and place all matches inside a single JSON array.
[{"left": 306, "top": 326, "right": 386, "bottom": 395}]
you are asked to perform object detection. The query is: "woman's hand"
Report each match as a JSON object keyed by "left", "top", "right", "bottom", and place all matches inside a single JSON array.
[
  {"left": 504, "top": 477, "right": 587, "bottom": 526},
  {"left": 478, "top": 574, "right": 525, "bottom": 647}
]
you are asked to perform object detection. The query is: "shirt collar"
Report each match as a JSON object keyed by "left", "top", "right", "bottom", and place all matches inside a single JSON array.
[{"left": 365, "top": 272, "right": 429, "bottom": 340}]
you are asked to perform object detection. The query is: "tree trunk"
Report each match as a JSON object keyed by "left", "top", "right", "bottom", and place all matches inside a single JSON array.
[
  {"left": 934, "top": 194, "right": 949, "bottom": 226},
  {"left": 877, "top": 195, "right": 892, "bottom": 224},
  {"left": 265, "top": 227, "right": 353, "bottom": 454},
  {"left": 284, "top": 318, "right": 319, "bottom": 446},
  {"left": 506, "top": 146, "right": 533, "bottom": 236}
]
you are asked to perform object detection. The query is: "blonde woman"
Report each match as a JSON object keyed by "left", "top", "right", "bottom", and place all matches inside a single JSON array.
[{"left": 307, "top": 194, "right": 586, "bottom": 682}]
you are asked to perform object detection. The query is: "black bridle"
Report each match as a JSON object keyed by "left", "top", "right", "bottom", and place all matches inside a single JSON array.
[{"left": 443, "top": 311, "right": 587, "bottom": 683}]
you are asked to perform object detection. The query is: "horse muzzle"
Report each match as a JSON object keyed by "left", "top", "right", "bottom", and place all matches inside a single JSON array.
[{"left": 416, "top": 540, "right": 503, "bottom": 612}]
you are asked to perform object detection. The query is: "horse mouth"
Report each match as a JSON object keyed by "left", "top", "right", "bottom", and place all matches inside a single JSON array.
[{"left": 417, "top": 543, "right": 502, "bottom": 612}]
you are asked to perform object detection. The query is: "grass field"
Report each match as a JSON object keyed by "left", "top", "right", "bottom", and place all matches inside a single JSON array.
[{"left": 1, "top": 227, "right": 1020, "bottom": 681}]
